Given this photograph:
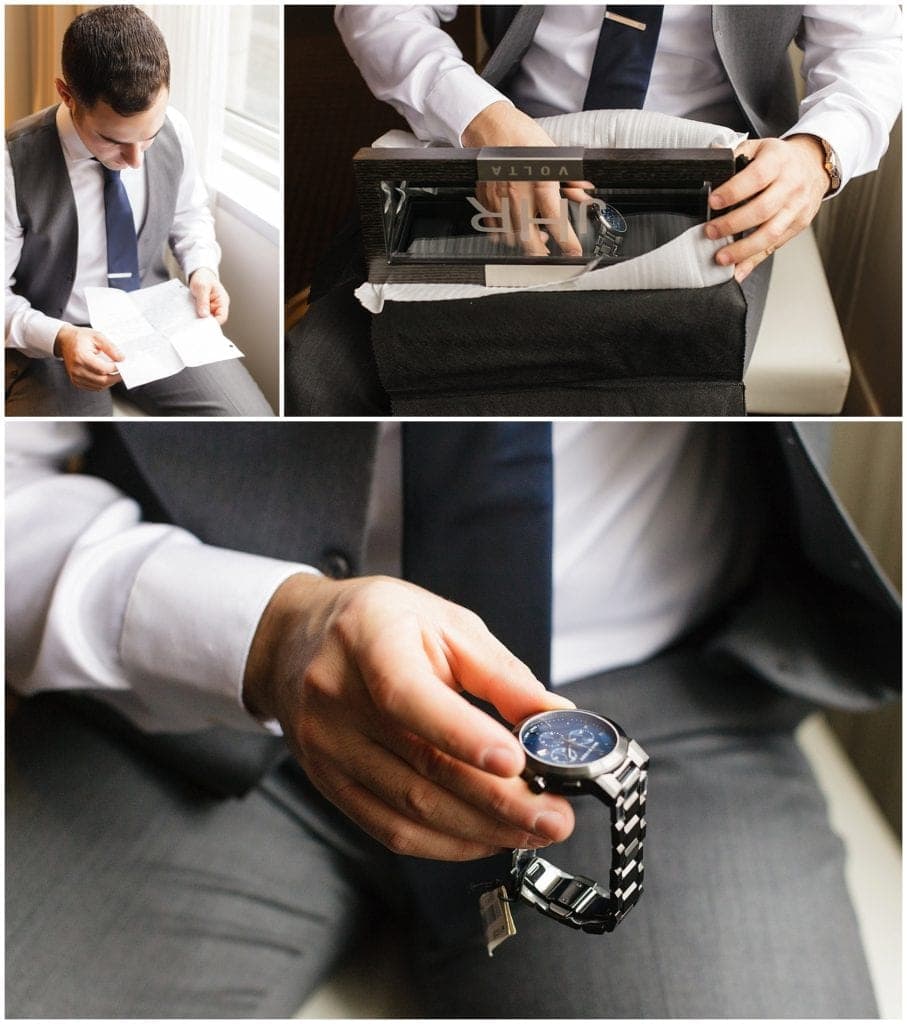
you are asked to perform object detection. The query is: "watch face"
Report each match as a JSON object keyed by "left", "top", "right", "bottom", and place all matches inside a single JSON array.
[
  {"left": 519, "top": 710, "right": 619, "bottom": 768},
  {"left": 589, "top": 201, "right": 628, "bottom": 235}
]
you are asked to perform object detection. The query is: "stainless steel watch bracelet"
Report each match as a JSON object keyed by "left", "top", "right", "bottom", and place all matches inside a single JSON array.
[{"left": 510, "top": 739, "right": 649, "bottom": 933}]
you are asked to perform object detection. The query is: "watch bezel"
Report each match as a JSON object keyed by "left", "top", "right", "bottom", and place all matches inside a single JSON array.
[{"left": 516, "top": 709, "right": 630, "bottom": 780}]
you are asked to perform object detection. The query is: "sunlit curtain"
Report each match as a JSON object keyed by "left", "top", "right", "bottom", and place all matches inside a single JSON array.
[
  {"left": 31, "top": 6, "right": 90, "bottom": 108},
  {"left": 142, "top": 4, "right": 230, "bottom": 188},
  {"left": 4, "top": 5, "right": 91, "bottom": 123}
]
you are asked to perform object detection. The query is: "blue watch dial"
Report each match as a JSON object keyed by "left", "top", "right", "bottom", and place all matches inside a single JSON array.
[
  {"left": 520, "top": 711, "right": 618, "bottom": 767},
  {"left": 589, "top": 201, "right": 628, "bottom": 235}
]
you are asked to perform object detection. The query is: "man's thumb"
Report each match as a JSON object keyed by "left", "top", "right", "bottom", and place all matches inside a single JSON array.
[
  {"left": 96, "top": 334, "right": 124, "bottom": 362},
  {"left": 195, "top": 285, "right": 211, "bottom": 317}
]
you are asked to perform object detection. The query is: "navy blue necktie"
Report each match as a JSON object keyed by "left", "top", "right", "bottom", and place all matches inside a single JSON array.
[
  {"left": 102, "top": 166, "right": 140, "bottom": 292},
  {"left": 583, "top": 6, "right": 664, "bottom": 110},
  {"left": 402, "top": 424, "right": 553, "bottom": 684}
]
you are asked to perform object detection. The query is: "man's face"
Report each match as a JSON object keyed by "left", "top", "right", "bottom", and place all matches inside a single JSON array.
[{"left": 55, "top": 79, "right": 169, "bottom": 170}]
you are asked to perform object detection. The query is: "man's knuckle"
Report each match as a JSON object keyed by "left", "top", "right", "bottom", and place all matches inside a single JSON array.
[
  {"left": 485, "top": 786, "right": 516, "bottom": 823},
  {"left": 401, "top": 780, "right": 440, "bottom": 822},
  {"left": 294, "top": 709, "right": 317, "bottom": 746},
  {"left": 301, "top": 657, "right": 335, "bottom": 704},
  {"left": 412, "top": 740, "right": 451, "bottom": 779},
  {"left": 368, "top": 665, "right": 406, "bottom": 715},
  {"left": 383, "top": 824, "right": 418, "bottom": 856},
  {"left": 331, "top": 603, "right": 361, "bottom": 649},
  {"left": 752, "top": 165, "right": 773, "bottom": 190},
  {"left": 764, "top": 222, "right": 784, "bottom": 244},
  {"left": 502, "top": 649, "right": 530, "bottom": 678},
  {"left": 450, "top": 603, "right": 487, "bottom": 635}
]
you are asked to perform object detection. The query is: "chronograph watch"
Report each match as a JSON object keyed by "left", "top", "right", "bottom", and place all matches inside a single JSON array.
[{"left": 507, "top": 709, "right": 649, "bottom": 934}]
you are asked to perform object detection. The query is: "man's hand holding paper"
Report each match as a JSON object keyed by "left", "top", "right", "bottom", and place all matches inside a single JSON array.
[
  {"left": 85, "top": 278, "right": 243, "bottom": 389},
  {"left": 53, "top": 324, "right": 123, "bottom": 391},
  {"left": 188, "top": 266, "right": 230, "bottom": 324}
]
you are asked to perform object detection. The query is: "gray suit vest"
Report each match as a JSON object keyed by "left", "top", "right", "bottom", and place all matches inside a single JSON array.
[
  {"left": 482, "top": 5, "right": 802, "bottom": 137},
  {"left": 6, "top": 104, "right": 183, "bottom": 321}
]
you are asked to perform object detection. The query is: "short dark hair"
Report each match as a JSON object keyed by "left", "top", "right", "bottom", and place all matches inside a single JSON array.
[{"left": 61, "top": 5, "right": 170, "bottom": 115}]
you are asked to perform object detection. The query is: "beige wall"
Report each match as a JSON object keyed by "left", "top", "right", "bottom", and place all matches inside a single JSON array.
[
  {"left": 829, "top": 423, "right": 901, "bottom": 592},
  {"left": 789, "top": 42, "right": 902, "bottom": 416},
  {"left": 827, "top": 423, "right": 902, "bottom": 836},
  {"left": 814, "top": 121, "right": 903, "bottom": 416}
]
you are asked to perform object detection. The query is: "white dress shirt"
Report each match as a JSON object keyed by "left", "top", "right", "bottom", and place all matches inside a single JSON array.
[
  {"left": 5, "top": 104, "right": 221, "bottom": 359},
  {"left": 335, "top": 5, "right": 902, "bottom": 184},
  {"left": 6, "top": 422, "right": 760, "bottom": 734}
]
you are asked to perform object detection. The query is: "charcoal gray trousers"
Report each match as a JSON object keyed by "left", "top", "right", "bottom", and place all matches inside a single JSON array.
[
  {"left": 6, "top": 644, "right": 877, "bottom": 1019},
  {"left": 5, "top": 350, "right": 275, "bottom": 417}
]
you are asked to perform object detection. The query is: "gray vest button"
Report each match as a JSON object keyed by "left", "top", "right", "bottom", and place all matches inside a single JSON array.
[{"left": 319, "top": 549, "right": 353, "bottom": 579}]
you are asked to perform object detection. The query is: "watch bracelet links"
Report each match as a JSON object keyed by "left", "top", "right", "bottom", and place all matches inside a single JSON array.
[{"left": 511, "top": 742, "right": 649, "bottom": 933}]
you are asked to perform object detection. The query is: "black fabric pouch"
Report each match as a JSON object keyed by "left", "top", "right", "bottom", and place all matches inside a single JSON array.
[{"left": 370, "top": 279, "right": 748, "bottom": 416}]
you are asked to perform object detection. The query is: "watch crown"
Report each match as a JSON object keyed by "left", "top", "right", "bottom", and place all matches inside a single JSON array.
[{"left": 528, "top": 774, "right": 547, "bottom": 794}]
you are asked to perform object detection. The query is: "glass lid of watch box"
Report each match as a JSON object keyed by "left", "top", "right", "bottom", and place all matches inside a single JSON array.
[{"left": 379, "top": 181, "right": 711, "bottom": 266}]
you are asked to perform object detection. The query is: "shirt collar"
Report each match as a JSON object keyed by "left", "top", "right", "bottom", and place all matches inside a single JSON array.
[{"left": 56, "top": 102, "right": 95, "bottom": 165}]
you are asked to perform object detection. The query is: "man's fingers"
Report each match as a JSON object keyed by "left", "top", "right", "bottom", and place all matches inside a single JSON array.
[
  {"left": 368, "top": 638, "right": 528, "bottom": 774},
  {"left": 361, "top": 617, "right": 529, "bottom": 777},
  {"left": 309, "top": 763, "right": 504, "bottom": 861},
  {"left": 81, "top": 350, "right": 121, "bottom": 378},
  {"left": 715, "top": 214, "right": 797, "bottom": 268},
  {"left": 92, "top": 334, "right": 124, "bottom": 363},
  {"left": 361, "top": 607, "right": 578, "bottom": 778},
  {"left": 734, "top": 255, "right": 763, "bottom": 283},
  {"left": 535, "top": 184, "right": 582, "bottom": 256},
  {"left": 507, "top": 184, "right": 549, "bottom": 255},
  {"left": 71, "top": 367, "right": 119, "bottom": 390},
  {"left": 193, "top": 283, "right": 212, "bottom": 317},
  {"left": 709, "top": 143, "right": 779, "bottom": 211},
  {"left": 563, "top": 180, "right": 595, "bottom": 206},
  {"left": 317, "top": 724, "right": 571, "bottom": 849},
  {"left": 441, "top": 616, "right": 577, "bottom": 725},
  {"left": 394, "top": 730, "right": 575, "bottom": 842},
  {"left": 210, "top": 288, "right": 229, "bottom": 325},
  {"left": 478, "top": 181, "right": 592, "bottom": 254},
  {"left": 706, "top": 177, "right": 792, "bottom": 241}
]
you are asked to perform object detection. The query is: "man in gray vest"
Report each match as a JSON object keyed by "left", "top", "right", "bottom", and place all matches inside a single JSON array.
[{"left": 5, "top": 5, "right": 273, "bottom": 416}]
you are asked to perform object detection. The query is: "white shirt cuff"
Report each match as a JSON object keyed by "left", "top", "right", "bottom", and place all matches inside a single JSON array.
[
  {"left": 422, "top": 66, "right": 514, "bottom": 146},
  {"left": 7, "top": 311, "right": 67, "bottom": 359},
  {"left": 180, "top": 250, "right": 222, "bottom": 284},
  {"left": 784, "top": 110, "right": 869, "bottom": 194},
  {"left": 121, "top": 536, "right": 315, "bottom": 732}
]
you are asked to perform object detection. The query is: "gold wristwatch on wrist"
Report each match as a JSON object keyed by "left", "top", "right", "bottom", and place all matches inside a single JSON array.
[{"left": 816, "top": 136, "right": 842, "bottom": 196}]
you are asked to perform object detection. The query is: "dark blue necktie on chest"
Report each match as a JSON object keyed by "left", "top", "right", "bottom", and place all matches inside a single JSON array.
[
  {"left": 402, "top": 424, "right": 553, "bottom": 685},
  {"left": 102, "top": 166, "right": 140, "bottom": 292},
  {"left": 583, "top": 6, "right": 665, "bottom": 110}
]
